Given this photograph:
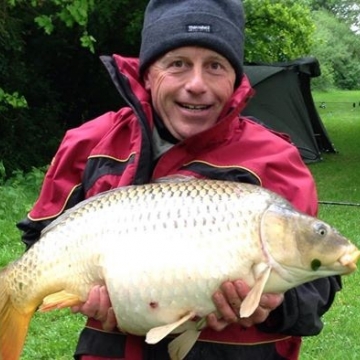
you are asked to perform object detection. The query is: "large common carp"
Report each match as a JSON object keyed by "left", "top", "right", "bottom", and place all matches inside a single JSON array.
[{"left": 0, "top": 179, "right": 359, "bottom": 360}]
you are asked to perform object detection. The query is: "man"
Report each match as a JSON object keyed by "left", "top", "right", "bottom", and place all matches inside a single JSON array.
[{"left": 17, "top": 0, "right": 341, "bottom": 359}]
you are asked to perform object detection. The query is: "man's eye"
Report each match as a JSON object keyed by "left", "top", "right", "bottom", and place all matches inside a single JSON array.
[
  {"left": 171, "top": 60, "right": 184, "bottom": 68},
  {"left": 210, "top": 62, "right": 222, "bottom": 70}
]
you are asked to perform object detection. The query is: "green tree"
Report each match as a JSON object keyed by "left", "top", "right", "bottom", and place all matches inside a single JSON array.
[
  {"left": 309, "top": 0, "right": 360, "bottom": 26},
  {"left": 0, "top": 1, "right": 27, "bottom": 109},
  {"left": 243, "top": 0, "right": 315, "bottom": 62},
  {"left": 5, "top": 0, "right": 147, "bottom": 52},
  {"left": 7, "top": 0, "right": 97, "bottom": 51},
  {"left": 1, "top": 0, "right": 149, "bottom": 175},
  {"left": 310, "top": 9, "right": 360, "bottom": 90}
]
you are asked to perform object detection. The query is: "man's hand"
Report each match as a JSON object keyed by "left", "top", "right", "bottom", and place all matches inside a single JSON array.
[
  {"left": 71, "top": 285, "right": 117, "bottom": 332},
  {"left": 207, "top": 280, "right": 284, "bottom": 331}
]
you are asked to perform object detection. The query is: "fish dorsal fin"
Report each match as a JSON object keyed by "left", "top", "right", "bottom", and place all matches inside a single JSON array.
[
  {"left": 39, "top": 290, "right": 83, "bottom": 312},
  {"left": 240, "top": 264, "right": 271, "bottom": 318},
  {"left": 145, "top": 311, "right": 196, "bottom": 344},
  {"left": 168, "top": 318, "right": 206, "bottom": 360},
  {"left": 154, "top": 175, "right": 197, "bottom": 184}
]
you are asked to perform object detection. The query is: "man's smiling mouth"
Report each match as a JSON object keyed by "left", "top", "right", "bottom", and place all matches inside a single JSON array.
[{"left": 178, "top": 103, "right": 211, "bottom": 110}]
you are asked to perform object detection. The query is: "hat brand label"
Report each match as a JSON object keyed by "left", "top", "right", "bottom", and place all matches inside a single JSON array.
[{"left": 187, "top": 24, "right": 212, "bottom": 33}]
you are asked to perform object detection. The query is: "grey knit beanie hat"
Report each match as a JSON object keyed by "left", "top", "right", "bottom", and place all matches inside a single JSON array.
[{"left": 139, "top": 0, "right": 245, "bottom": 84}]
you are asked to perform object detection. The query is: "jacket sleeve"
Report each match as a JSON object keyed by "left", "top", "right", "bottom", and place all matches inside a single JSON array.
[
  {"left": 16, "top": 218, "right": 52, "bottom": 250},
  {"left": 257, "top": 277, "right": 341, "bottom": 336},
  {"left": 16, "top": 113, "right": 118, "bottom": 249},
  {"left": 16, "top": 182, "right": 84, "bottom": 250}
]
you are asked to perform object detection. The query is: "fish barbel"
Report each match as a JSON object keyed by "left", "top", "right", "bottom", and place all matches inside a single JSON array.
[{"left": 0, "top": 179, "right": 359, "bottom": 360}]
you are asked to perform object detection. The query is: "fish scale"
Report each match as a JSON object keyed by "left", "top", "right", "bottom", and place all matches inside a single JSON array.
[{"left": 0, "top": 179, "right": 359, "bottom": 360}]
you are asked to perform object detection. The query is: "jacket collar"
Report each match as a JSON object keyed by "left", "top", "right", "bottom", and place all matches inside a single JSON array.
[{"left": 103, "top": 54, "right": 255, "bottom": 151}]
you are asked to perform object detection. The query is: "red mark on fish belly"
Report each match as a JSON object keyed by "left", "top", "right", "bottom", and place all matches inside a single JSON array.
[{"left": 149, "top": 301, "right": 159, "bottom": 309}]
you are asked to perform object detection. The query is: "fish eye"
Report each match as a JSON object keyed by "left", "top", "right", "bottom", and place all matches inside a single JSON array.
[
  {"left": 314, "top": 222, "right": 328, "bottom": 237},
  {"left": 311, "top": 259, "right": 322, "bottom": 271}
]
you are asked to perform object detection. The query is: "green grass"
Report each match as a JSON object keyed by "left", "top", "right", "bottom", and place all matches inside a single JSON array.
[
  {"left": 0, "top": 90, "right": 360, "bottom": 358},
  {"left": 0, "top": 167, "right": 85, "bottom": 359},
  {"left": 302, "top": 90, "right": 360, "bottom": 359}
]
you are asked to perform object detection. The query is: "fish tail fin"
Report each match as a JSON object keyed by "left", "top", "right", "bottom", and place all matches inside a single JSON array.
[{"left": 0, "top": 271, "right": 34, "bottom": 360}]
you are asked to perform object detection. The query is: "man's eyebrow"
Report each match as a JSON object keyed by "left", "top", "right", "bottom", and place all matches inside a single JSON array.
[
  {"left": 207, "top": 54, "right": 228, "bottom": 62},
  {"left": 163, "top": 51, "right": 184, "bottom": 58},
  {"left": 208, "top": 57, "right": 222, "bottom": 62}
]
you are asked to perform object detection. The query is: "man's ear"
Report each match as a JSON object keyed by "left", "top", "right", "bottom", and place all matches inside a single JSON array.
[{"left": 143, "top": 69, "right": 151, "bottom": 91}]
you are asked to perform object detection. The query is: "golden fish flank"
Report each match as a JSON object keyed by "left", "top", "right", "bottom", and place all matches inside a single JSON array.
[{"left": 0, "top": 179, "right": 359, "bottom": 360}]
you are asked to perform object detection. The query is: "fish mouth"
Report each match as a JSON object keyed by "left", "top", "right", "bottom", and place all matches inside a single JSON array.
[{"left": 338, "top": 248, "right": 360, "bottom": 273}]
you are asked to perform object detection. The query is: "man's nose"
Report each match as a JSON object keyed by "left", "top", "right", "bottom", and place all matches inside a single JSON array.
[{"left": 184, "top": 67, "right": 208, "bottom": 94}]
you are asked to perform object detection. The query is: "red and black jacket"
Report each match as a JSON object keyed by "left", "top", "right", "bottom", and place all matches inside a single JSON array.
[{"left": 17, "top": 55, "right": 341, "bottom": 360}]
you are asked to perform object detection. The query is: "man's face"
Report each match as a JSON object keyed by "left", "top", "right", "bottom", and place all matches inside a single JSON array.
[{"left": 143, "top": 46, "right": 236, "bottom": 141}]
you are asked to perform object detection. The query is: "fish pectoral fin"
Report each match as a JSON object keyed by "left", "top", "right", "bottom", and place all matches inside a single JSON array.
[
  {"left": 240, "top": 264, "right": 271, "bottom": 318},
  {"left": 39, "top": 290, "right": 83, "bottom": 312},
  {"left": 145, "top": 311, "right": 196, "bottom": 344},
  {"left": 168, "top": 328, "right": 202, "bottom": 360}
]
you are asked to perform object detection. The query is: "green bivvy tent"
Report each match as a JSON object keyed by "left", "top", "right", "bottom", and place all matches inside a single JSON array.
[{"left": 242, "top": 57, "right": 336, "bottom": 163}]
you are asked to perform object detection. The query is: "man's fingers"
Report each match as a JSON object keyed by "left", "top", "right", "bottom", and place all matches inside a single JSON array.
[
  {"left": 95, "top": 286, "right": 111, "bottom": 318},
  {"left": 259, "top": 293, "right": 284, "bottom": 310},
  {"left": 76, "top": 285, "right": 102, "bottom": 318},
  {"left": 219, "top": 281, "right": 242, "bottom": 316},
  {"left": 212, "top": 290, "right": 238, "bottom": 323},
  {"left": 206, "top": 313, "right": 229, "bottom": 332},
  {"left": 70, "top": 285, "right": 111, "bottom": 319},
  {"left": 102, "top": 307, "right": 118, "bottom": 332},
  {"left": 69, "top": 285, "right": 117, "bottom": 331},
  {"left": 209, "top": 280, "right": 285, "bottom": 332},
  {"left": 232, "top": 280, "right": 250, "bottom": 298}
]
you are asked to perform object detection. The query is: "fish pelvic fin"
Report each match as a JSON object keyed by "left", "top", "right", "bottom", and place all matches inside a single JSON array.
[
  {"left": 168, "top": 328, "right": 202, "bottom": 360},
  {"left": 0, "top": 278, "right": 34, "bottom": 360},
  {"left": 145, "top": 311, "right": 196, "bottom": 344},
  {"left": 39, "top": 290, "right": 83, "bottom": 312},
  {"left": 240, "top": 264, "right": 271, "bottom": 318}
]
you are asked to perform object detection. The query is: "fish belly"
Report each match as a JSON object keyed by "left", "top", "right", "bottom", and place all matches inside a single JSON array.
[{"left": 101, "top": 224, "right": 260, "bottom": 335}]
